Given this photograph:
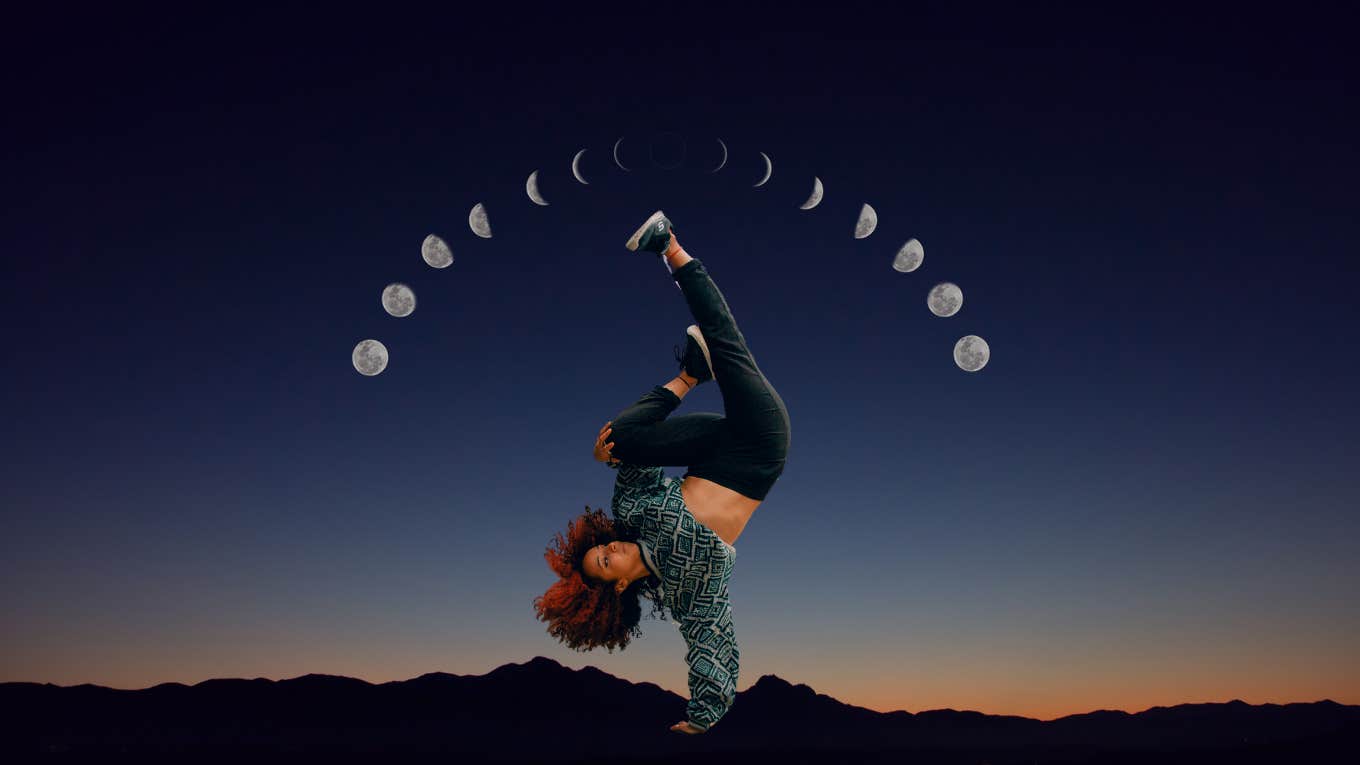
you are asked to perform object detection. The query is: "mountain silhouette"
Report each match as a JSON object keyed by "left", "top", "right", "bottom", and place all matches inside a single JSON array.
[{"left": 2, "top": 656, "right": 1355, "bottom": 761}]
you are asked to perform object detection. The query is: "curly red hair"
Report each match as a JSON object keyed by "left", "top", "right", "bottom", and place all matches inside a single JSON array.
[{"left": 533, "top": 505, "right": 666, "bottom": 652}]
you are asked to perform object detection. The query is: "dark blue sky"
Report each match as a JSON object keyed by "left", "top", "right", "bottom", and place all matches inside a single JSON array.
[{"left": 3, "top": 5, "right": 1356, "bottom": 718}]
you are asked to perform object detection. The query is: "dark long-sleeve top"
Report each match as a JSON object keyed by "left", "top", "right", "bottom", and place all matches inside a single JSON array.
[{"left": 607, "top": 461, "right": 739, "bottom": 732}]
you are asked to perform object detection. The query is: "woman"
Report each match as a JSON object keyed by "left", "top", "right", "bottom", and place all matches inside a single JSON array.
[{"left": 532, "top": 210, "right": 792, "bottom": 735}]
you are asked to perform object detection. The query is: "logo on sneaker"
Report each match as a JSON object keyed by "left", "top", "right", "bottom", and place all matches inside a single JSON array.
[{"left": 655, "top": 221, "right": 664, "bottom": 232}]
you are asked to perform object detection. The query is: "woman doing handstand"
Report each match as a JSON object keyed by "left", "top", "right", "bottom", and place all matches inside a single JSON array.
[{"left": 532, "top": 210, "right": 792, "bottom": 735}]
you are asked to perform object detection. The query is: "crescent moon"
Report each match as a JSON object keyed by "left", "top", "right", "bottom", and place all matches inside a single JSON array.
[
  {"left": 799, "top": 176, "right": 823, "bottom": 210},
  {"left": 572, "top": 149, "right": 589, "bottom": 185},
  {"left": 613, "top": 137, "right": 630, "bottom": 172},
  {"left": 525, "top": 170, "right": 549, "bottom": 206},
  {"left": 753, "top": 151, "right": 772, "bottom": 187},
  {"left": 709, "top": 138, "right": 728, "bottom": 173}
]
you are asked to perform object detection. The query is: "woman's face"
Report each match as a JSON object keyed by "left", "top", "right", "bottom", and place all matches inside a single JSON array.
[{"left": 581, "top": 540, "right": 638, "bottom": 590}]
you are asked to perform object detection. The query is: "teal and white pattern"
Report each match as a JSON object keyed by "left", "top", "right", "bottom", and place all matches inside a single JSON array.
[{"left": 610, "top": 463, "right": 738, "bottom": 731}]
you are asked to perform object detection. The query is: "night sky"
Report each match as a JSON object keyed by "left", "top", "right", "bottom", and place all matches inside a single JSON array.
[{"left": 4, "top": 6, "right": 1356, "bottom": 721}]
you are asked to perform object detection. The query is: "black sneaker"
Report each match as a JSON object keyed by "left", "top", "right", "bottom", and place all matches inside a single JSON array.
[
  {"left": 625, "top": 210, "right": 676, "bottom": 257},
  {"left": 673, "top": 324, "right": 715, "bottom": 384}
]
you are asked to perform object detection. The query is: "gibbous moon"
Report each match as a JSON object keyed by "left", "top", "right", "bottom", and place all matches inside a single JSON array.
[
  {"left": 421, "top": 234, "right": 453, "bottom": 268},
  {"left": 893, "top": 239, "right": 923, "bottom": 273},
  {"left": 572, "top": 149, "right": 589, "bottom": 185},
  {"left": 799, "top": 176, "right": 823, "bottom": 210},
  {"left": 352, "top": 339, "right": 389, "bottom": 376},
  {"left": 710, "top": 138, "right": 728, "bottom": 173},
  {"left": 382, "top": 282, "right": 416, "bottom": 317},
  {"left": 469, "top": 203, "right": 492, "bottom": 238},
  {"left": 753, "top": 151, "right": 772, "bottom": 187},
  {"left": 525, "top": 170, "right": 549, "bottom": 206},
  {"left": 928, "top": 281, "right": 963, "bottom": 317},
  {"left": 613, "top": 137, "right": 630, "bottom": 172},
  {"left": 854, "top": 203, "right": 877, "bottom": 239},
  {"left": 954, "top": 335, "right": 990, "bottom": 372}
]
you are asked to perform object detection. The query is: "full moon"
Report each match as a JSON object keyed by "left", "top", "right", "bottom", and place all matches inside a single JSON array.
[
  {"left": 927, "top": 282, "right": 963, "bottom": 317},
  {"left": 799, "top": 177, "right": 823, "bottom": 210},
  {"left": 854, "top": 203, "right": 877, "bottom": 239},
  {"left": 469, "top": 203, "right": 492, "bottom": 238},
  {"left": 954, "top": 335, "right": 990, "bottom": 372},
  {"left": 382, "top": 283, "right": 416, "bottom": 317},
  {"left": 421, "top": 234, "right": 453, "bottom": 268},
  {"left": 893, "top": 239, "right": 923, "bottom": 272},
  {"left": 525, "top": 170, "right": 549, "bottom": 206},
  {"left": 352, "top": 339, "right": 389, "bottom": 376}
]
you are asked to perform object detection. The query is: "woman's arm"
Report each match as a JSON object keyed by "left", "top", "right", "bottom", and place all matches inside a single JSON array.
[
  {"left": 610, "top": 464, "right": 666, "bottom": 531},
  {"left": 598, "top": 420, "right": 667, "bottom": 527},
  {"left": 677, "top": 607, "right": 739, "bottom": 733}
]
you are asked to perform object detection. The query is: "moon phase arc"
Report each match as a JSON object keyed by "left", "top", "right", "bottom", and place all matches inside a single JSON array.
[
  {"left": 928, "top": 281, "right": 963, "bottom": 317},
  {"left": 469, "top": 203, "right": 492, "bottom": 238},
  {"left": 893, "top": 239, "right": 924, "bottom": 272},
  {"left": 421, "top": 234, "right": 453, "bottom": 268},
  {"left": 710, "top": 138, "right": 728, "bottom": 173},
  {"left": 613, "top": 137, "right": 630, "bottom": 172},
  {"left": 753, "top": 151, "right": 772, "bottom": 187},
  {"left": 799, "top": 176, "right": 823, "bottom": 209},
  {"left": 572, "top": 149, "right": 589, "bottom": 185},
  {"left": 954, "top": 335, "right": 990, "bottom": 372},
  {"left": 525, "top": 170, "right": 549, "bottom": 206},
  {"left": 854, "top": 203, "right": 877, "bottom": 238},
  {"left": 352, "top": 339, "right": 389, "bottom": 376}
]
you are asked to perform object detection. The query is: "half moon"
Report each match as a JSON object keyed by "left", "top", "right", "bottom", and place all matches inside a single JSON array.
[
  {"left": 525, "top": 170, "right": 549, "bottom": 206},
  {"left": 753, "top": 151, "right": 772, "bottom": 187},
  {"left": 799, "top": 176, "right": 824, "bottom": 210},
  {"left": 709, "top": 138, "right": 728, "bottom": 173},
  {"left": 572, "top": 149, "right": 589, "bottom": 185},
  {"left": 854, "top": 203, "right": 877, "bottom": 239},
  {"left": 613, "top": 137, "right": 630, "bottom": 172},
  {"left": 469, "top": 203, "right": 492, "bottom": 238}
]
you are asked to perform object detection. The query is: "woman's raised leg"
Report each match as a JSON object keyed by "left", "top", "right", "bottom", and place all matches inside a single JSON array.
[{"left": 666, "top": 242, "right": 790, "bottom": 445}]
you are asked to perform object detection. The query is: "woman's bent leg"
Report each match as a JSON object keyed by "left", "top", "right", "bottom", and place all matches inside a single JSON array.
[{"left": 609, "top": 385, "right": 729, "bottom": 467}]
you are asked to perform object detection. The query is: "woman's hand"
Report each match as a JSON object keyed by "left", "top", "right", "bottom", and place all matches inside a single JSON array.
[
  {"left": 669, "top": 720, "right": 706, "bottom": 734},
  {"left": 594, "top": 421, "right": 620, "bottom": 466}
]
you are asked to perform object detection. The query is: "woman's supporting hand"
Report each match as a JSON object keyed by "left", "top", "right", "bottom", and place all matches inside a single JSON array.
[
  {"left": 594, "top": 421, "right": 620, "bottom": 466},
  {"left": 669, "top": 720, "right": 705, "bottom": 734}
]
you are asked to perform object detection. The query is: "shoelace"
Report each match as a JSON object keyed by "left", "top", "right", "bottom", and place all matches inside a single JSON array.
[{"left": 673, "top": 344, "right": 694, "bottom": 388}]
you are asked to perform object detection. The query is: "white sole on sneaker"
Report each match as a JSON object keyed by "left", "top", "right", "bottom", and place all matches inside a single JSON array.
[
  {"left": 686, "top": 324, "right": 715, "bottom": 380},
  {"left": 625, "top": 209, "right": 668, "bottom": 252}
]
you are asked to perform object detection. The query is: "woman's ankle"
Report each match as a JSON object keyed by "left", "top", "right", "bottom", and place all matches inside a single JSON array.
[
  {"left": 663, "top": 241, "right": 691, "bottom": 271},
  {"left": 663, "top": 375, "right": 693, "bottom": 400}
]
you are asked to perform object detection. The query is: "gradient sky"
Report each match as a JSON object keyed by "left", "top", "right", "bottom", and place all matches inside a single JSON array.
[{"left": 3, "top": 6, "right": 1357, "bottom": 722}]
